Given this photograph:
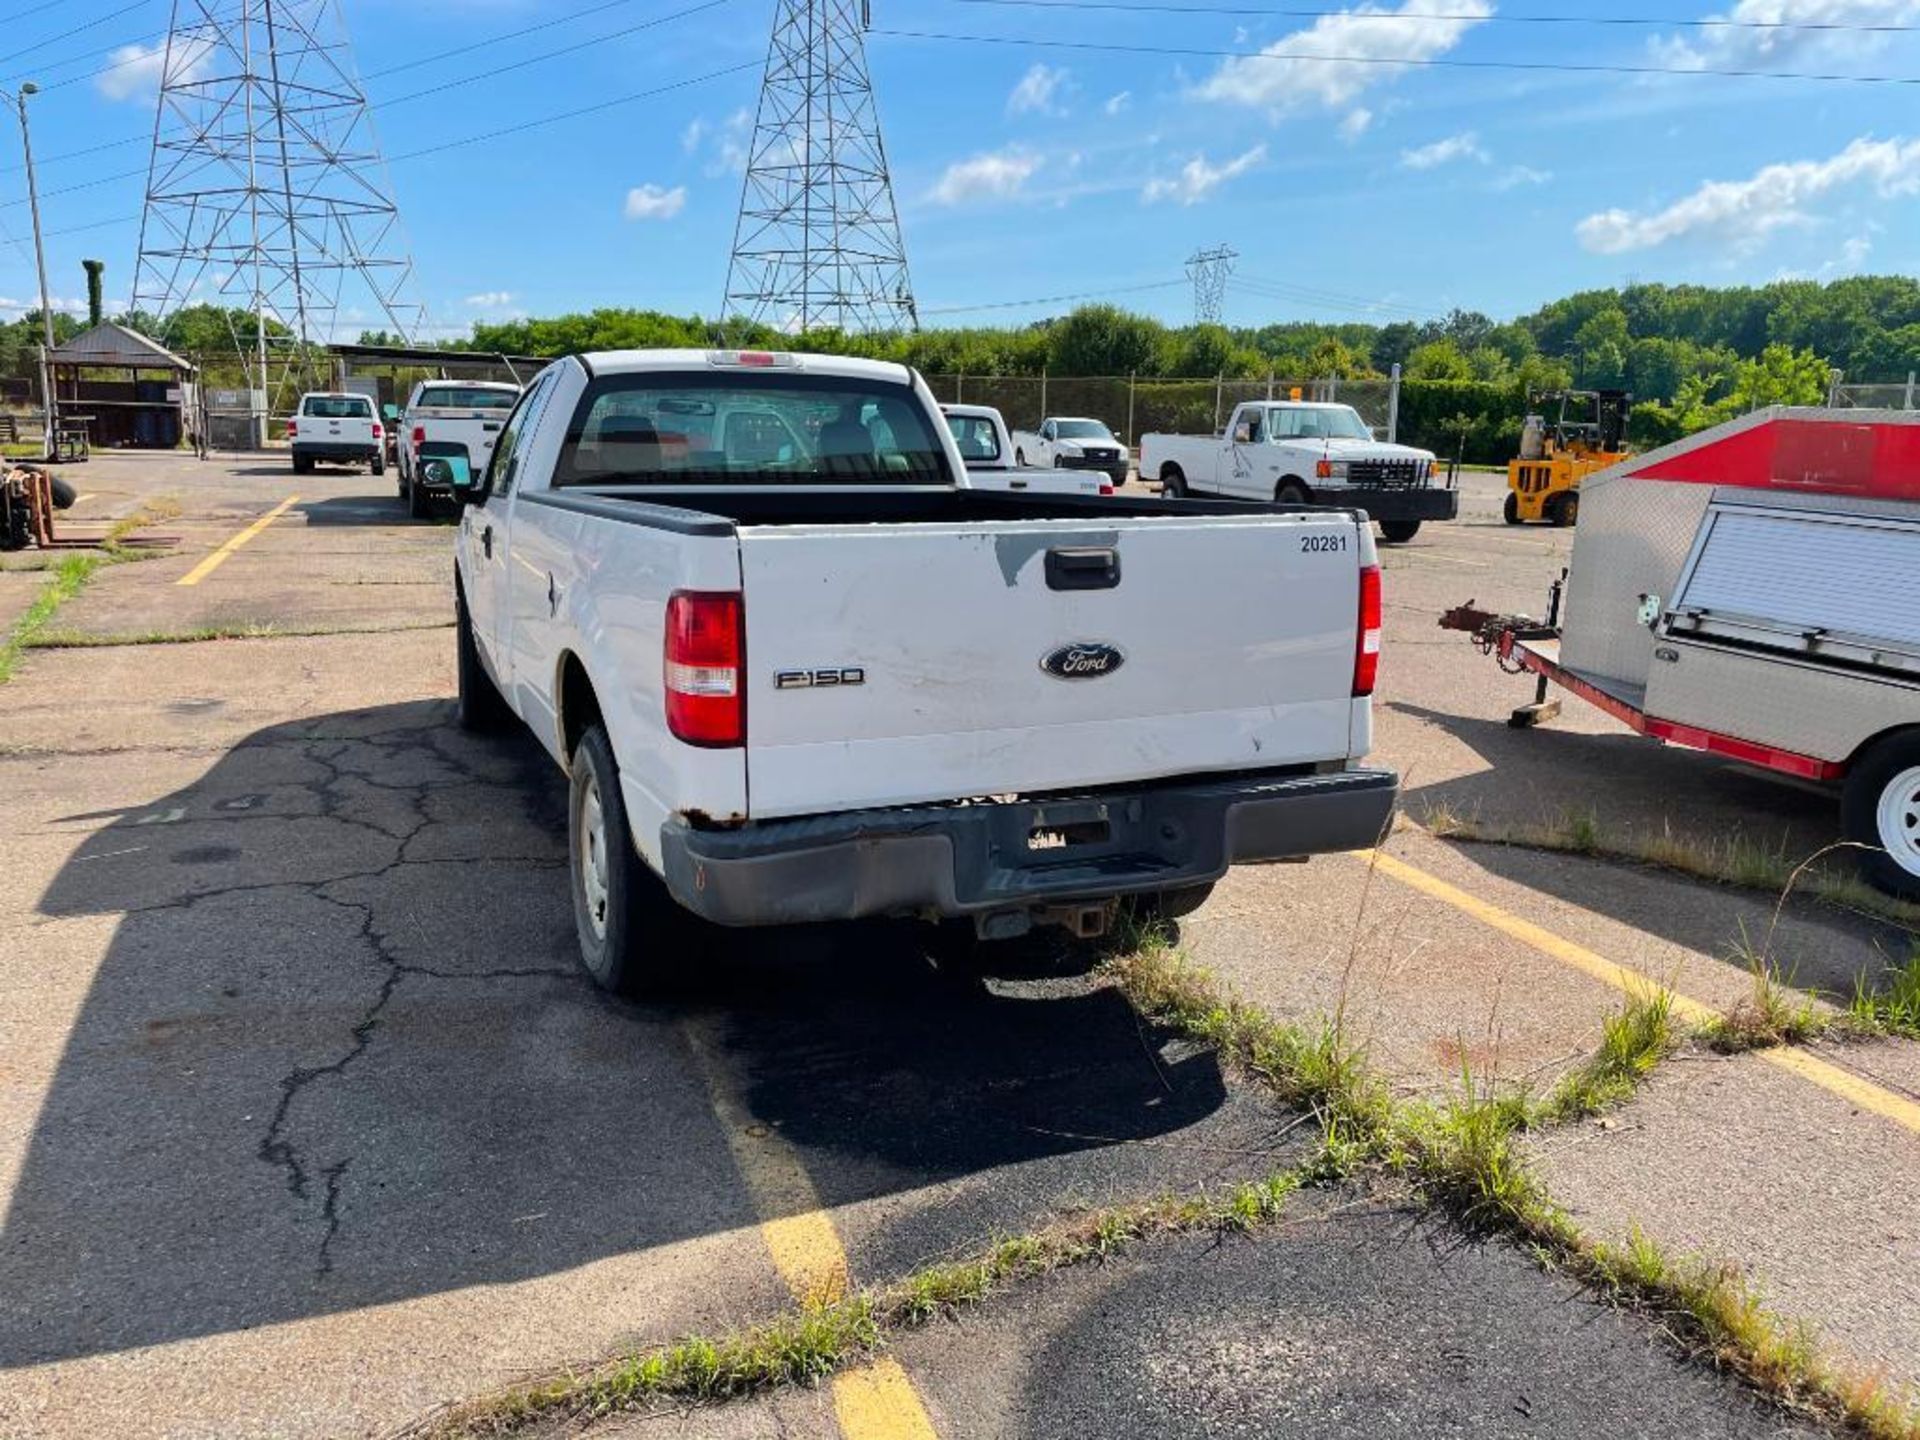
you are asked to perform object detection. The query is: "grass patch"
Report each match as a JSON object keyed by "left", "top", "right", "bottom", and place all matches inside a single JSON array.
[
  {"left": 1697, "top": 930, "right": 1830, "bottom": 1054},
  {"left": 1537, "top": 987, "right": 1676, "bottom": 1123},
  {"left": 1414, "top": 804, "right": 1920, "bottom": 931},
  {"left": 0, "top": 553, "right": 107, "bottom": 683},
  {"left": 25, "top": 618, "right": 454, "bottom": 649},
  {"left": 407, "top": 1170, "right": 1318, "bottom": 1438},
  {"left": 1851, "top": 949, "right": 1920, "bottom": 1040}
]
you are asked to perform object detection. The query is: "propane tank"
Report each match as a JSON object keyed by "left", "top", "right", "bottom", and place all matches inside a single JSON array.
[{"left": 1519, "top": 414, "right": 1547, "bottom": 461}]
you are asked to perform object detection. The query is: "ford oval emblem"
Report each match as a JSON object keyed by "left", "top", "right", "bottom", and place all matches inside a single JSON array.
[{"left": 1041, "top": 642, "right": 1125, "bottom": 680}]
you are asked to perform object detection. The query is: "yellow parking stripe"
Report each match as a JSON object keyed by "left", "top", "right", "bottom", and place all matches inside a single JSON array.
[
  {"left": 682, "top": 1017, "right": 848, "bottom": 1304},
  {"left": 1358, "top": 849, "right": 1920, "bottom": 1136},
  {"left": 683, "top": 1018, "right": 943, "bottom": 1436},
  {"left": 176, "top": 494, "right": 299, "bottom": 586},
  {"left": 834, "top": 1358, "right": 942, "bottom": 1440}
]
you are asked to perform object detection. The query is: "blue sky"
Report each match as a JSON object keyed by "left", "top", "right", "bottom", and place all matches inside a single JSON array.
[{"left": 1, "top": 0, "right": 1917, "bottom": 337}]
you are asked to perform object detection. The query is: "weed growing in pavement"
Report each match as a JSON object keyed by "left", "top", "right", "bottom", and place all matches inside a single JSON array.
[
  {"left": 1850, "top": 949, "right": 1920, "bottom": 1039},
  {"left": 1410, "top": 806, "right": 1920, "bottom": 930},
  {"left": 1536, "top": 987, "right": 1676, "bottom": 1124},
  {"left": 1697, "top": 929, "right": 1830, "bottom": 1054},
  {"left": 0, "top": 498, "right": 183, "bottom": 683},
  {"left": 24, "top": 618, "right": 454, "bottom": 649}
]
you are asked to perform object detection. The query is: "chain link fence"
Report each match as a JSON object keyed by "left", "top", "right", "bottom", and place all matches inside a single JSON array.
[
  {"left": 1830, "top": 375, "right": 1919, "bottom": 411},
  {"left": 923, "top": 372, "right": 1402, "bottom": 443}
]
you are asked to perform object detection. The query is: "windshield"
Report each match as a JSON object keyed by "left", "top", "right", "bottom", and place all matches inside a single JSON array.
[
  {"left": 417, "top": 385, "right": 518, "bottom": 410},
  {"left": 555, "top": 373, "right": 951, "bottom": 486},
  {"left": 302, "top": 395, "right": 373, "bottom": 419},
  {"left": 1269, "top": 406, "right": 1372, "bottom": 442},
  {"left": 1053, "top": 419, "right": 1113, "bottom": 441},
  {"left": 945, "top": 413, "right": 1002, "bottom": 464}
]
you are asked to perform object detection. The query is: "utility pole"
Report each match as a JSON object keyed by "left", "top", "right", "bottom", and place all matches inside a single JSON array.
[
  {"left": 1185, "top": 244, "right": 1236, "bottom": 326},
  {"left": 15, "top": 82, "right": 56, "bottom": 462}
]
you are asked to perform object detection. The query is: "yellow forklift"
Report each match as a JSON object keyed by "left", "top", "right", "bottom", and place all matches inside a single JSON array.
[{"left": 1504, "top": 388, "right": 1631, "bottom": 526}]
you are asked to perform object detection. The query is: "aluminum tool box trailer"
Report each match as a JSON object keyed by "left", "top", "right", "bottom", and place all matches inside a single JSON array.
[{"left": 1443, "top": 406, "right": 1920, "bottom": 899}]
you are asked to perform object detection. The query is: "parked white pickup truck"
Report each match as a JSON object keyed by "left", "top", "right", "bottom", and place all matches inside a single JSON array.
[
  {"left": 398, "top": 380, "right": 521, "bottom": 518},
  {"left": 452, "top": 349, "right": 1397, "bottom": 994},
  {"left": 289, "top": 391, "right": 384, "bottom": 475},
  {"left": 1142, "top": 401, "right": 1457, "bottom": 544},
  {"left": 943, "top": 403, "right": 1111, "bottom": 495},
  {"left": 1011, "top": 416, "right": 1132, "bottom": 488}
]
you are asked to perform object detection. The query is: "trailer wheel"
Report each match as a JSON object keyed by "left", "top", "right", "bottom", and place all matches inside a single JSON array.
[
  {"left": 570, "top": 722, "right": 697, "bottom": 996},
  {"left": 1276, "top": 479, "right": 1311, "bottom": 506},
  {"left": 1844, "top": 733, "right": 1920, "bottom": 900},
  {"left": 1378, "top": 519, "right": 1422, "bottom": 544},
  {"left": 1502, "top": 492, "right": 1521, "bottom": 525},
  {"left": 1160, "top": 465, "right": 1186, "bottom": 497}
]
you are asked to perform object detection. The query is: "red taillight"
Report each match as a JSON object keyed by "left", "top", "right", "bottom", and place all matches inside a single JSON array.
[
  {"left": 1098, "top": 482, "right": 1114, "bottom": 495},
  {"left": 286, "top": 420, "right": 296, "bottom": 436},
  {"left": 664, "top": 591, "right": 745, "bottom": 747},
  {"left": 1353, "top": 563, "right": 1381, "bottom": 697},
  {"left": 412, "top": 426, "right": 425, "bottom": 448},
  {"left": 736, "top": 351, "right": 776, "bottom": 367},
  {"left": 372, "top": 423, "right": 383, "bottom": 439}
]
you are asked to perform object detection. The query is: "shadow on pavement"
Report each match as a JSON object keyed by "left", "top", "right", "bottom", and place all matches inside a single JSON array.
[{"left": 2, "top": 701, "right": 1224, "bottom": 1367}]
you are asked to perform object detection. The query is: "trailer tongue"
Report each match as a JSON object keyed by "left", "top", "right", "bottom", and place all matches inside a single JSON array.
[{"left": 1441, "top": 405, "right": 1920, "bottom": 900}]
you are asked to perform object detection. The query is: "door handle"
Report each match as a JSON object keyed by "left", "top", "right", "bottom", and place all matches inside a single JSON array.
[
  {"left": 482, "top": 421, "right": 502, "bottom": 432},
  {"left": 1045, "top": 546, "right": 1120, "bottom": 591},
  {"left": 482, "top": 524, "right": 493, "bottom": 559}
]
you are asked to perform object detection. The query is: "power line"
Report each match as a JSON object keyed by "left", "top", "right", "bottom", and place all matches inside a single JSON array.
[
  {"left": 871, "top": 27, "right": 1920, "bottom": 85},
  {"left": 920, "top": 279, "right": 1188, "bottom": 315},
  {"left": 929, "top": 0, "right": 1920, "bottom": 33}
]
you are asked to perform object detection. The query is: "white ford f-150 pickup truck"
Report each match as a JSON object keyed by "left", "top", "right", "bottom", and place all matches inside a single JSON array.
[
  {"left": 1011, "top": 416, "right": 1132, "bottom": 488},
  {"left": 943, "top": 403, "right": 1112, "bottom": 496},
  {"left": 398, "top": 379, "right": 521, "bottom": 517},
  {"left": 1142, "top": 401, "right": 1458, "bottom": 544},
  {"left": 452, "top": 349, "right": 1397, "bottom": 994}
]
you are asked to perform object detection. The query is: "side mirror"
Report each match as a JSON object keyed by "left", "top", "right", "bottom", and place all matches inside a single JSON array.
[{"left": 1232, "top": 422, "right": 1252, "bottom": 444}]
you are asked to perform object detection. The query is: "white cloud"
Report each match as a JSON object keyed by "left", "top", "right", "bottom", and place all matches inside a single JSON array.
[
  {"left": 1104, "top": 90, "right": 1132, "bottom": 115},
  {"left": 931, "top": 148, "right": 1042, "bottom": 205},
  {"left": 1338, "top": 107, "right": 1373, "bottom": 141},
  {"left": 1195, "top": 0, "right": 1492, "bottom": 113},
  {"left": 463, "top": 291, "right": 516, "bottom": 308},
  {"left": 1653, "top": 0, "right": 1920, "bottom": 70},
  {"left": 680, "top": 118, "right": 707, "bottom": 153},
  {"left": 1494, "top": 164, "right": 1552, "bottom": 190},
  {"left": 1576, "top": 135, "right": 1920, "bottom": 253},
  {"left": 624, "top": 183, "right": 688, "bottom": 221},
  {"left": 1839, "top": 230, "right": 1875, "bottom": 267},
  {"left": 96, "top": 38, "right": 210, "bottom": 100},
  {"left": 1009, "top": 63, "right": 1069, "bottom": 115},
  {"left": 1142, "top": 144, "right": 1267, "bottom": 205},
  {"left": 1399, "top": 130, "right": 1486, "bottom": 169}
]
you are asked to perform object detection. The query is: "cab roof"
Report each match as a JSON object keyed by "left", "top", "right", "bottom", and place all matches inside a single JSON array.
[{"left": 576, "top": 348, "right": 914, "bottom": 386}]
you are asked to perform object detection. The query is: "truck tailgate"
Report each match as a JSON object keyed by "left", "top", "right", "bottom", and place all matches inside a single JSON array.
[{"left": 738, "top": 513, "right": 1366, "bottom": 818}]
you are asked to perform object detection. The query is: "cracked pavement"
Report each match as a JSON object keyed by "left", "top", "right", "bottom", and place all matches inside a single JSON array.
[{"left": 2, "top": 456, "right": 1913, "bottom": 1439}]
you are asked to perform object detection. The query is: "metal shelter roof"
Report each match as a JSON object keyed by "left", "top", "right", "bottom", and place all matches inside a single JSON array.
[{"left": 47, "top": 321, "right": 196, "bottom": 373}]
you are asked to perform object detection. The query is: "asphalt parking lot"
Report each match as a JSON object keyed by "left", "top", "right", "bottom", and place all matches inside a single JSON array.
[{"left": 2, "top": 454, "right": 1917, "bottom": 1439}]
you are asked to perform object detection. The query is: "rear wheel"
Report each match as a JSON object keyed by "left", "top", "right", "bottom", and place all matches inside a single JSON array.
[
  {"left": 455, "top": 584, "right": 509, "bottom": 732},
  {"left": 1276, "top": 479, "right": 1311, "bottom": 506},
  {"left": 1160, "top": 465, "right": 1186, "bottom": 497},
  {"left": 570, "top": 722, "right": 695, "bottom": 995},
  {"left": 370, "top": 453, "right": 386, "bottom": 476},
  {"left": 1843, "top": 733, "right": 1920, "bottom": 900},
  {"left": 292, "top": 453, "right": 313, "bottom": 475},
  {"left": 1502, "top": 492, "right": 1522, "bottom": 525},
  {"left": 1378, "top": 519, "right": 1422, "bottom": 544},
  {"left": 1546, "top": 490, "right": 1579, "bottom": 527},
  {"left": 408, "top": 476, "right": 432, "bottom": 519}
]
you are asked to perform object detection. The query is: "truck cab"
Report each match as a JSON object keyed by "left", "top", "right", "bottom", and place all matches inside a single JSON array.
[
  {"left": 399, "top": 380, "right": 522, "bottom": 517},
  {"left": 1011, "top": 416, "right": 1131, "bottom": 488},
  {"left": 943, "top": 403, "right": 1112, "bottom": 496}
]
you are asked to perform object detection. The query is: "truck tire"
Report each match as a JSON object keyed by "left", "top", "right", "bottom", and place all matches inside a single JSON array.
[
  {"left": 569, "top": 722, "right": 693, "bottom": 996},
  {"left": 1503, "top": 492, "right": 1522, "bottom": 525},
  {"left": 48, "top": 476, "right": 76, "bottom": 509},
  {"left": 455, "top": 585, "right": 509, "bottom": 732},
  {"left": 1546, "top": 491, "right": 1579, "bottom": 527},
  {"left": 1842, "top": 732, "right": 1920, "bottom": 900},
  {"left": 1160, "top": 465, "right": 1186, "bottom": 497},
  {"left": 1378, "top": 519, "right": 1422, "bottom": 544},
  {"left": 370, "top": 452, "right": 386, "bottom": 477},
  {"left": 408, "top": 476, "right": 431, "bottom": 519},
  {"left": 1276, "top": 480, "right": 1311, "bottom": 506},
  {"left": 292, "top": 453, "right": 313, "bottom": 475}
]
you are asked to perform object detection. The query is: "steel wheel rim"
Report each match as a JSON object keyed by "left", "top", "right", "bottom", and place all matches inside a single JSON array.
[
  {"left": 1877, "top": 766, "right": 1920, "bottom": 878},
  {"left": 579, "top": 772, "right": 611, "bottom": 940}
]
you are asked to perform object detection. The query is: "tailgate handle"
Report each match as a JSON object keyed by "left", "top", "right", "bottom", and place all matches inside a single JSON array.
[
  {"left": 482, "top": 421, "right": 502, "bottom": 432},
  {"left": 1045, "top": 546, "right": 1120, "bottom": 591}
]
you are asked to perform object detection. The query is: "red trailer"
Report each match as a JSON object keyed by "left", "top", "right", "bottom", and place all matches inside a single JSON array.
[{"left": 1444, "top": 406, "right": 1920, "bottom": 899}]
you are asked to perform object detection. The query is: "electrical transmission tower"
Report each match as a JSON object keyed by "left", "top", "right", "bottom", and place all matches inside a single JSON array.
[
  {"left": 131, "top": 0, "right": 426, "bottom": 421},
  {"left": 1186, "top": 244, "right": 1236, "bottom": 326},
  {"left": 721, "top": 0, "right": 917, "bottom": 335}
]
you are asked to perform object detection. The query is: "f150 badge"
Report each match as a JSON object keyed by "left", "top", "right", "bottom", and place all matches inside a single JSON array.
[
  {"left": 1041, "top": 642, "right": 1125, "bottom": 679},
  {"left": 774, "top": 667, "right": 865, "bottom": 690}
]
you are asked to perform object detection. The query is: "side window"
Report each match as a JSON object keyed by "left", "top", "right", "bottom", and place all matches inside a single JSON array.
[
  {"left": 1042, "top": 421, "right": 1055, "bottom": 440},
  {"left": 483, "top": 373, "right": 555, "bottom": 500}
]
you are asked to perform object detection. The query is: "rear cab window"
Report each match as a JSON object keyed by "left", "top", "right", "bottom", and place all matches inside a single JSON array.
[
  {"left": 553, "top": 372, "right": 953, "bottom": 487},
  {"left": 945, "top": 413, "right": 1001, "bottom": 463},
  {"left": 302, "top": 395, "right": 374, "bottom": 419},
  {"left": 415, "top": 386, "right": 518, "bottom": 411}
]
